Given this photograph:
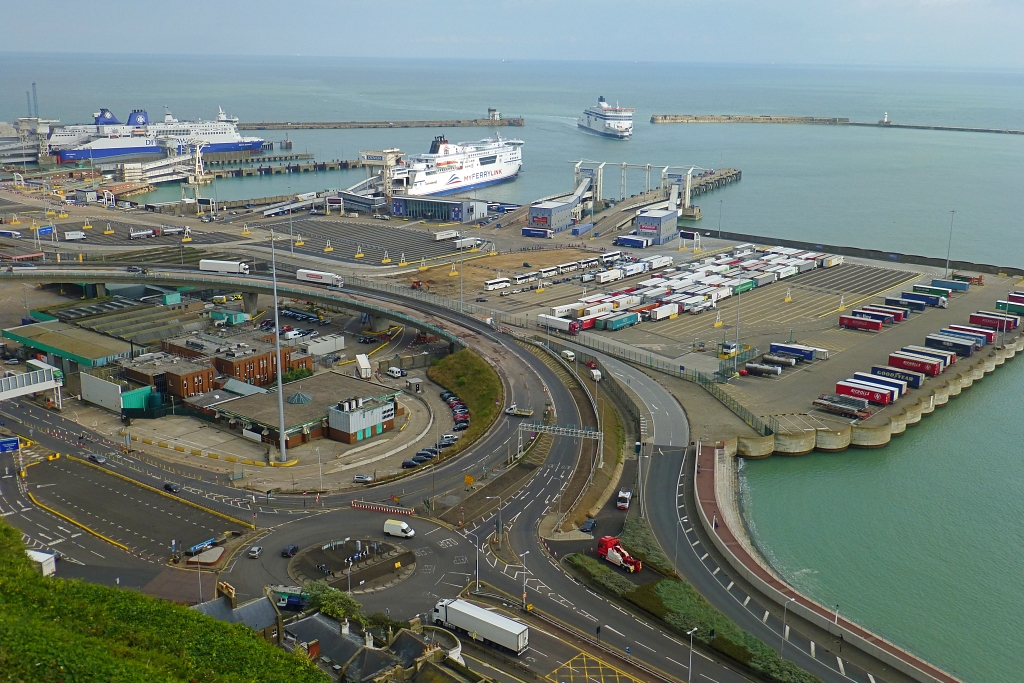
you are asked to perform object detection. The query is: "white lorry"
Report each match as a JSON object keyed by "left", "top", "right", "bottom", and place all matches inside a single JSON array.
[
  {"left": 62, "top": 230, "right": 86, "bottom": 241},
  {"left": 199, "top": 259, "right": 250, "bottom": 275},
  {"left": 355, "top": 354, "right": 372, "bottom": 379},
  {"left": 432, "top": 599, "right": 529, "bottom": 655},
  {"left": 296, "top": 269, "right": 343, "bottom": 287}
]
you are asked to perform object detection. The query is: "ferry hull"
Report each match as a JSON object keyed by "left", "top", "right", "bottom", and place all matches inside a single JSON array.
[
  {"left": 415, "top": 173, "right": 520, "bottom": 196},
  {"left": 577, "top": 122, "right": 631, "bottom": 139},
  {"left": 56, "top": 139, "right": 264, "bottom": 164}
]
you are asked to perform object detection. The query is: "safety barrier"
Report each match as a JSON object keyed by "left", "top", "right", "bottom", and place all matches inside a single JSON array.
[{"left": 351, "top": 500, "right": 413, "bottom": 516}]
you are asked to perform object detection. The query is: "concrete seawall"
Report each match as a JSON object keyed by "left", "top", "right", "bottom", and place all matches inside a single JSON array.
[
  {"left": 736, "top": 336, "right": 1024, "bottom": 457},
  {"left": 238, "top": 118, "right": 525, "bottom": 130}
]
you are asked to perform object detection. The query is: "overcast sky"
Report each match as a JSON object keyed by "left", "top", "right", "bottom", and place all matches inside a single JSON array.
[{"left": 4, "top": 0, "right": 1024, "bottom": 68}]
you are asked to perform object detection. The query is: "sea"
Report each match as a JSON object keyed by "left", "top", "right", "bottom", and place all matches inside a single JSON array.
[{"left": 4, "top": 52, "right": 1024, "bottom": 681}]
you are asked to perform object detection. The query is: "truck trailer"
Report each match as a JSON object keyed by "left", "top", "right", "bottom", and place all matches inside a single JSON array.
[
  {"left": 199, "top": 259, "right": 250, "bottom": 275},
  {"left": 901, "top": 291, "right": 947, "bottom": 308},
  {"left": 432, "top": 599, "right": 529, "bottom": 655},
  {"left": 296, "top": 269, "right": 343, "bottom": 287}
]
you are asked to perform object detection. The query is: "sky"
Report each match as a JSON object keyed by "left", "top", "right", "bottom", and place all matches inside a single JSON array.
[{"left": 3, "top": 0, "right": 1024, "bottom": 68}]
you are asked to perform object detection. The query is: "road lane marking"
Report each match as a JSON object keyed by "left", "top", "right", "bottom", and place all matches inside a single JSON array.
[
  {"left": 665, "top": 656, "right": 687, "bottom": 669},
  {"left": 725, "top": 581, "right": 734, "bottom": 590},
  {"left": 762, "top": 611, "right": 770, "bottom": 623},
  {"left": 603, "top": 624, "right": 625, "bottom": 637},
  {"left": 837, "top": 658, "right": 845, "bottom": 676},
  {"left": 810, "top": 641, "right": 815, "bottom": 658},
  {"left": 743, "top": 596, "right": 750, "bottom": 607},
  {"left": 699, "top": 553, "right": 708, "bottom": 560},
  {"left": 635, "top": 641, "right": 655, "bottom": 652}
]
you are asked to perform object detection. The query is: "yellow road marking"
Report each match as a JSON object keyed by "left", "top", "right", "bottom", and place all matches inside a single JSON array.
[{"left": 546, "top": 652, "right": 642, "bottom": 683}]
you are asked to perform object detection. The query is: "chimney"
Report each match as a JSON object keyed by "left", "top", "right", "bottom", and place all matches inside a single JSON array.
[
  {"left": 341, "top": 618, "right": 350, "bottom": 635},
  {"left": 364, "top": 629, "right": 374, "bottom": 648}
]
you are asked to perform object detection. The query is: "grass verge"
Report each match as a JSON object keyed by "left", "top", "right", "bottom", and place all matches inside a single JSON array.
[
  {"left": 565, "top": 551, "right": 819, "bottom": 683},
  {"left": 427, "top": 348, "right": 502, "bottom": 450},
  {"left": 0, "top": 517, "right": 327, "bottom": 682}
]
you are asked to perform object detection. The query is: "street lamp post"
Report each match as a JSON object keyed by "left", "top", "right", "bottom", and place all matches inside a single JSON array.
[
  {"left": 347, "top": 559, "right": 353, "bottom": 594},
  {"left": 520, "top": 550, "right": 530, "bottom": 609},
  {"left": 686, "top": 626, "right": 698, "bottom": 683},
  {"left": 486, "top": 495, "right": 503, "bottom": 547},
  {"left": 944, "top": 210, "right": 957, "bottom": 278},
  {"left": 466, "top": 530, "right": 480, "bottom": 591},
  {"left": 316, "top": 446, "right": 323, "bottom": 493},
  {"left": 834, "top": 604, "right": 840, "bottom": 625},
  {"left": 269, "top": 230, "right": 288, "bottom": 464},
  {"left": 718, "top": 200, "right": 723, "bottom": 239},
  {"left": 288, "top": 185, "right": 295, "bottom": 255},
  {"left": 781, "top": 597, "right": 796, "bottom": 655}
]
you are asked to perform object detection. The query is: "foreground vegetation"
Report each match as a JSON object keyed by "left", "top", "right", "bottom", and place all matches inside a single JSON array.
[
  {"left": 567, "top": 551, "right": 819, "bottom": 683},
  {"left": 0, "top": 519, "right": 327, "bottom": 682},
  {"left": 427, "top": 348, "right": 503, "bottom": 448}
]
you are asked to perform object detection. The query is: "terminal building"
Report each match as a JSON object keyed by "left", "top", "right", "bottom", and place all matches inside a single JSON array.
[
  {"left": 390, "top": 196, "right": 487, "bottom": 223},
  {"left": 636, "top": 209, "right": 678, "bottom": 245},
  {"left": 327, "top": 396, "right": 400, "bottom": 443},
  {"left": 162, "top": 332, "right": 310, "bottom": 387}
]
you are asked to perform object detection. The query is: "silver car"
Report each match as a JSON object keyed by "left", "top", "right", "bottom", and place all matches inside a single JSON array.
[{"left": 353, "top": 474, "right": 374, "bottom": 483}]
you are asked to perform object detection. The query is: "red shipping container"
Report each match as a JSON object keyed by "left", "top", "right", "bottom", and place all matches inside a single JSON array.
[
  {"left": 836, "top": 381, "right": 891, "bottom": 405},
  {"left": 948, "top": 324, "right": 996, "bottom": 343},
  {"left": 969, "top": 313, "right": 1015, "bottom": 331},
  {"left": 839, "top": 315, "right": 883, "bottom": 332},
  {"left": 1008, "top": 292, "right": 1024, "bottom": 305},
  {"left": 888, "top": 353, "right": 941, "bottom": 376}
]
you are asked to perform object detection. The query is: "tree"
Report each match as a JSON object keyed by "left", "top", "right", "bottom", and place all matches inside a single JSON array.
[{"left": 305, "top": 581, "right": 364, "bottom": 624}]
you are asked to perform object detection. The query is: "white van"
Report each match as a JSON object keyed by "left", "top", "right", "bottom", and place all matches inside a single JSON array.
[
  {"left": 63, "top": 231, "right": 87, "bottom": 241},
  {"left": 386, "top": 367, "right": 406, "bottom": 378},
  {"left": 384, "top": 519, "right": 415, "bottom": 538},
  {"left": 561, "top": 350, "right": 575, "bottom": 362}
]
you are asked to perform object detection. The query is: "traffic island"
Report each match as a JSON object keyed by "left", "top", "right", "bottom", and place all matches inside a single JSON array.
[{"left": 288, "top": 538, "right": 415, "bottom": 594}]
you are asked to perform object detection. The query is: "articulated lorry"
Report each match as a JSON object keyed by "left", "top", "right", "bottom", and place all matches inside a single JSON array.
[
  {"left": 199, "top": 259, "right": 250, "bottom": 275},
  {"left": 432, "top": 599, "right": 529, "bottom": 654}
]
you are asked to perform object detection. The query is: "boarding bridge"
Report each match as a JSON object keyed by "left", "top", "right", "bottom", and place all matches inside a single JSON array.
[
  {"left": 0, "top": 366, "right": 62, "bottom": 403},
  {"left": 262, "top": 196, "right": 327, "bottom": 217}
]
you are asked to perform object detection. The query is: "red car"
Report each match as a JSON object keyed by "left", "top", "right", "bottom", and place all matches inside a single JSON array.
[{"left": 280, "top": 325, "right": 294, "bottom": 332}]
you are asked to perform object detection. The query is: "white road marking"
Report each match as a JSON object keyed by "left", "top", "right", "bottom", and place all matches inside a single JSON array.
[
  {"left": 743, "top": 596, "right": 751, "bottom": 607},
  {"left": 837, "top": 657, "right": 845, "bottom": 676},
  {"left": 699, "top": 553, "right": 708, "bottom": 560},
  {"left": 666, "top": 656, "right": 687, "bottom": 669},
  {"left": 762, "top": 611, "right": 770, "bottom": 624},
  {"left": 603, "top": 624, "right": 625, "bottom": 637},
  {"left": 810, "top": 641, "right": 815, "bottom": 658},
  {"left": 725, "top": 581, "right": 734, "bottom": 591},
  {"left": 635, "top": 641, "right": 656, "bottom": 652}
]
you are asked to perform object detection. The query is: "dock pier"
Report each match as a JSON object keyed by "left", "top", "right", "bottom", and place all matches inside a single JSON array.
[
  {"left": 652, "top": 113, "right": 1024, "bottom": 136},
  {"left": 204, "top": 159, "right": 363, "bottom": 180}
]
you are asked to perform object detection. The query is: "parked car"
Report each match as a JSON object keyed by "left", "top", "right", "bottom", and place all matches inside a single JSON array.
[
  {"left": 500, "top": 291, "right": 511, "bottom": 297},
  {"left": 401, "top": 460, "right": 420, "bottom": 469},
  {"left": 353, "top": 474, "right": 374, "bottom": 483},
  {"left": 281, "top": 545, "right": 299, "bottom": 557},
  {"left": 248, "top": 546, "right": 263, "bottom": 559},
  {"left": 453, "top": 422, "right": 469, "bottom": 431},
  {"left": 423, "top": 448, "right": 439, "bottom": 456},
  {"left": 87, "top": 453, "right": 107, "bottom": 464},
  {"left": 163, "top": 482, "right": 180, "bottom": 493},
  {"left": 126, "top": 266, "right": 142, "bottom": 273},
  {"left": 441, "top": 433, "right": 458, "bottom": 441},
  {"left": 4, "top": 359, "right": 19, "bottom": 365},
  {"left": 412, "top": 455, "right": 431, "bottom": 464},
  {"left": 475, "top": 297, "right": 487, "bottom": 302},
  {"left": 580, "top": 518, "right": 597, "bottom": 534}
]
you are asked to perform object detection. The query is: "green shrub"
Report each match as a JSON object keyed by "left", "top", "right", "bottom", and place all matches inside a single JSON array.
[
  {"left": 282, "top": 367, "right": 314, "bottom": 383},
  {"left": 306, "top": 580, "right": 365, "bottom": 625},
  {"left": 564, "top": 553, "right": 636, "bottom": 597},
  {"left": 618, "top": 518, "right": 675, "bottom": 576},
  {"left": 624, "top": 579, "right": 669, "bottom": 619},
  {"left": 0, "top": 518, "right": 328, "bottom": 682}
]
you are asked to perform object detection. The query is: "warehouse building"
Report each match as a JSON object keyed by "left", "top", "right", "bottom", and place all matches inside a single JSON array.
[
  {"left": 636, "top": 209, "right": 678, "bottom": 245},
  {"left": 326, "top": 396, "right": 400, "bottom": 443},
  {"left": 2, "top": 321, "right": 133, "bottom": 374},
  {"left": 390, "top": 196, "right": 487, "bottom": 223}
]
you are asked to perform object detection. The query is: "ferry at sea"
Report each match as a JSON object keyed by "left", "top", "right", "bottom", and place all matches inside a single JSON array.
[
  {"left": 577, "top": 96, "right": 634, "bottom": 139},
  {"left": 48, "top": 107, "right": 265, "bottom": 163},
  {"left": 389, "top": 135, "right": 523, "bottom": 196}
]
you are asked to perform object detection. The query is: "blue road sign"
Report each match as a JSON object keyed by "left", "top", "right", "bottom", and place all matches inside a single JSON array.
[
  {"left": 187, "top": 538, "right": 216, "bottom": 555},
  {"left": 0, "top": 437, "right": 20, "bottom": 453},
  {"left": 38, "top": 226, "right": 54, "bottom": 236}
]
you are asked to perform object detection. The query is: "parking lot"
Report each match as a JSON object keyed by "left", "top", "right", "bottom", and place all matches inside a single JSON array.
[
  {"left": 261, "top": 217, "right": 478, "bottom": 265},
  {"left": 28, "top": 455, "right": 249, "bottom": 561},
  {"left": 46, "top": 219, "right": 238, "bottom": 247}
]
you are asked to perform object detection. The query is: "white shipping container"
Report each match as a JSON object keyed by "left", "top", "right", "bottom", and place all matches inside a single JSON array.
[
  {"left": 645, "top": 255, "right": 674, "bottom": 270},
  {"left": 623, "top": 263, "right": 647, "bottom": 277},
  {"left": 819, "top": 255, "right": 844, "bottom": 268},
  {"left": 549, "top": 304, "right": 577, "bottom": 318},
  {"left": 641, "top": 286, "right": 669, "bottom": 302},
  {"left": 63, "top": 230, "right": 86, "bottom": 241},
  {"left": 433, "top": 599, "right": 529, "bottom": 655},
  {"left": 434, "top": 230, "right": 460, "bottom": 241},
  {"left": 596, "top": 269, "right": 623, "bottom": 284},
  {"left": 537, "top": 314, "right": 575, "bottom": 332},
  {"left": 650, "top": 303, "right": 679, "bottom": 320},
  {"left": 778, "top": 265, "right": 799, "bottom": 279},
  {"left": 355, "top": 354, "right": 372, "bottom": 379},
  {"left": 584, "top": 303, "right": 614, "bottom": 316},
  {"left": 614, "top": 295, "right": 642, "bottom": 309},
  {"left": 297, "top": 269, "right": 343, "bottom": 287}
]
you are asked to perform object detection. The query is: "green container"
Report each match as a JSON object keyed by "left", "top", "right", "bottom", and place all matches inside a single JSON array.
[
  {"left": 913, "top": 284, "right": 952, "bottom": 298},
  {"left": 996, "top": 300, "right": 1024, "bottom": 315},
  {"left": 732, "top": 280, "right": 755, "bottom": 294}
]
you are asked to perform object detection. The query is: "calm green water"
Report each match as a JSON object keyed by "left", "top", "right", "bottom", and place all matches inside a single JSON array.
[
  {"left": 4, "top": 54, "right": 1024, "bottom": 679},
  {"left": 742, "top": 357, "right": 1024, "bottom": 683}
]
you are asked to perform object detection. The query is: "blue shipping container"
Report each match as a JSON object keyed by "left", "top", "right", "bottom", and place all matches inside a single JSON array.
[
  {"left": 616, "top": 236, "right": 652, "bottom": 249},
  {"left": 925, "top": 334, "right": 975, "bottom": 356},
  {"left": 886, "top": 296, "right": 926, "bottom": 312},
  {"left": 939, "top": 328, "right": 987, "bottom": 347},
  {"left": 768, "top": 343, "right": 814, "bottom": 361},
  {"left": 902, "top": 291, "right": 945, "bottom": 307},
  {"left": 571, "top": 222, "right": 594, "bottom": 236},
  {"left": 871, "top": 365, "right": 925, "bottom": 389},
  {"left": 931, "top": 278, "right": 969, "bottom": 291},
  {"left": 853, "top": 371, "right": 907, "bottom": 397}
]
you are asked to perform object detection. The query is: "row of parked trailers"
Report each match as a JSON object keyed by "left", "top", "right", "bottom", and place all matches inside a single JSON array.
[
  {"left": 826, "top": 301, "right": 1021, "bottom": 410},
  {"left": 744, "top": 343, "right": 830, "bottom": 377},
  {"left": 540, "top": 245, "right": 846, "bottom": 335},
  {"left": 839, "top": 278, "right": 972, "bottom": 333}
]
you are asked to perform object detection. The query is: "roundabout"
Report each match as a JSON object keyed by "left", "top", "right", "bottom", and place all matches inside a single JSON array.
[{"left": 288, "top": 537, "right": 416, "bottom": 594}]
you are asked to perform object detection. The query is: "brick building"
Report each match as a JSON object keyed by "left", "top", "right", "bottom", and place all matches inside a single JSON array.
[
  {"left": 162, "top": 333, "right": 310, "bottom": 387},
  {"left": 120, "top": 353, "right": 216, "bottom": 399}
]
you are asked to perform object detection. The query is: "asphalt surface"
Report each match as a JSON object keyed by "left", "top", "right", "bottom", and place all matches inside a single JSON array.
[{"left": 0, "top": 266, "right": 916, "bottom": 683}]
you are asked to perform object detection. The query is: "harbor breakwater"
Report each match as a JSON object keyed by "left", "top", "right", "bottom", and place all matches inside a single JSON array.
[
  {"left": 653, "top": 114, "right": 1024, "bottom": 136},
  {"left": 725, "top": 335, "right": 1024, "bottom": 458},
  {"left": 238, "top": 117, "right": 524, "bottom": 130}
]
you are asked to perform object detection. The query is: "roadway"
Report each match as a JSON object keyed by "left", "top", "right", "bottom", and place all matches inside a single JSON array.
[{"left": 2, "top": 265, "right": 897, "bottom": 682}]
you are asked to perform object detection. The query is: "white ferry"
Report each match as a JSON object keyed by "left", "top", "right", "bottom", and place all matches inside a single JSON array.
[
  {"left": 49, "top": 107, "right": 264, "bottom": 163},
  {"left": 389, "top": 135, "right": 523, "bottom": 196},
  {"left": 577, "top": 96, "right": 634, "bottom": 139}
]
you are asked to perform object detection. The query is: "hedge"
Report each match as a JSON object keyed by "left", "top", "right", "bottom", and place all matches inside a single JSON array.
[
  {"left": 0, "top": 518, "right": 328, "bottom": 682},
  {"left": 427, "top": 348, "right": 502, "bottom": 446},
  {"left": 618, "top": 518, "right": 675, "bottom": 576}
]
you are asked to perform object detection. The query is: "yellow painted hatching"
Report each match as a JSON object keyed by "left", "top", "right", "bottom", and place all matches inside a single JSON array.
[{"left": 546, "top": 652, "right": 642, "bottom": 683}]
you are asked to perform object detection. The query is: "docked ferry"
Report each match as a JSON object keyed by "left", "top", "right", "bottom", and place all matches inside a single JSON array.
[
  {"left": 389, "top": 135, "right": 523, "bottom": 196},
  {"left": 577, "top": 96, "right": 634, "bottom": 139},
  {"left": 49, "top": 107, "right": 264, "bottom": 163}
]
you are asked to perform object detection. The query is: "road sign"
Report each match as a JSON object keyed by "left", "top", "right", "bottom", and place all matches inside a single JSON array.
[
  {"left": 38, "top": 226, "right": 54, "bottom": 236},
  {"left": 464, "top": 475, "right": 474, "bottom": 487},
  {"left": 0, "top": 437, "right": 20, "bottom": 453}
]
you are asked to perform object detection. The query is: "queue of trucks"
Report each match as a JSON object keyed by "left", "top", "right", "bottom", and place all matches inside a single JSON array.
[{"left": 537, "top": 246, "right": 846, "bottom": 336}]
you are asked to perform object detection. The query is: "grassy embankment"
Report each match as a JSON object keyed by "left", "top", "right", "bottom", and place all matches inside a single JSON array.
[
  {"left": 427, "top": 348, "right": 503, "bottom": 454},
  {"left": 566, "top": 522, "right": 819, "bottom": 683},
  {"left": 0, "top": 519, "right": 327, "bottom": 683}
]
